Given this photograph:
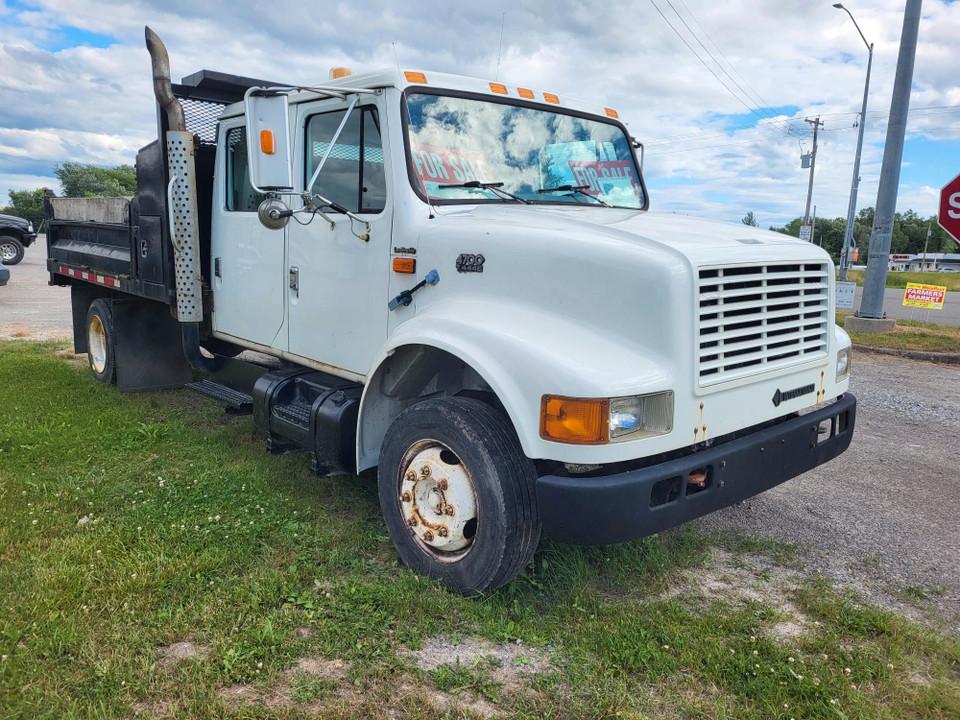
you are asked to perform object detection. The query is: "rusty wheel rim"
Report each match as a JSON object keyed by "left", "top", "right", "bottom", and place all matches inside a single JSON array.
[
  {"left": 398, "top": 440, "right": 478, "bottom": 562},
  {"left": 88, "top": 314, "right": 108, "bottom": 374}
]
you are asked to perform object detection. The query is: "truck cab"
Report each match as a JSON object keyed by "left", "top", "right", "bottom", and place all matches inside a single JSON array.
[{"left": 46, "top": 29, "right": 855, "bottom": 594}]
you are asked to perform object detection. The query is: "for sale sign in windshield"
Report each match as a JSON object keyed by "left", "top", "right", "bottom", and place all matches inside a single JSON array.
[{"left": 902, "top": 283, "right": 947, "bottom": 310}]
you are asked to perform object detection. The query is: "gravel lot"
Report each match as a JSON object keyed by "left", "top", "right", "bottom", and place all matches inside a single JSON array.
[
  {"left": 0, "top": 242, "right": 72, "bottom": 340},
  {"left": 3, "top": 247, "right": 958, "bottom": 630},
  {"left": 701, "top": 351, "right": 960, "bottom": 630}
]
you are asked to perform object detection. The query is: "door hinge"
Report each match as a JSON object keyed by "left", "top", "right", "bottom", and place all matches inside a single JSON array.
[{"left": 289, "top": 266, "right": 299, "bottom": 295}]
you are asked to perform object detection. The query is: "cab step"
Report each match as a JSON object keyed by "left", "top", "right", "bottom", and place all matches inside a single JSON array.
[{"left": 187, "top": 379, "right": 253, "bottom": 414}]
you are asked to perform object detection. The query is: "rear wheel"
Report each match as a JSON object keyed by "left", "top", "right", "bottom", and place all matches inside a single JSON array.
[
  {"left": 378, "top": 397, "right": 540, "bottom": 595},
  {"left": 86, "top": 299, "right": 116, "bottom": 384},
  {"left": 0, "top": 236, "right": 24, "bottom": 266}
]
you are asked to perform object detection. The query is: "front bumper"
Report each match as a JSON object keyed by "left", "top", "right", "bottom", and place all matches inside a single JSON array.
[
  {"left": 22, "top": 232, "right": 38, "bottom": 246},
  {"left": 537, "top": 393, "right": 856, "bottom": 545}
]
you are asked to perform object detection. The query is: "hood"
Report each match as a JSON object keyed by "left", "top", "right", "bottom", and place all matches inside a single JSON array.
[
  {"left": 0, "top": 213, "right": 31, "bottom": 228},
  {"left": 437, "top": 205, "right": 829, "bottom": 267}
]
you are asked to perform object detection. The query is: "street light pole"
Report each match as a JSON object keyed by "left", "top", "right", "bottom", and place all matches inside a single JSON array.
[
  {"left": 855, "top": 0, "right": 923, "bottom": 325},
  {"left": 834, "top": 3, "right": 873, "bottom": 281}
]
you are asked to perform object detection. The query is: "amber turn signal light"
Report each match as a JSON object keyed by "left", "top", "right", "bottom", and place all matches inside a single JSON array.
[
  {"left": 404, "top": 71, "right": 428, "bottom": 84},
  {"left": 259, "top": 129, "right": 275, "bottom": 155},
  {"left": 540, "top": 396, "right": 608, "bottom": 444},
  {"left": 392, "top": 257, "right": 416, "bottom": 274}
]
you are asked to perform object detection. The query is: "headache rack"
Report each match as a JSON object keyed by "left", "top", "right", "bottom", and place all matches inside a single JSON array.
[{"left": 47, "top": 68, "right": 282, "bottom": 304}]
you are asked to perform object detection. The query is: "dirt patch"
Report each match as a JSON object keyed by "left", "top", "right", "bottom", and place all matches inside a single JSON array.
[
  {"left": 217, "top": 655, "right": 350, "bottom": 712},
  {"left": 404, "top": 636, "right": 553, "bottom": 689},
  {"left": 662, "top": 548, "right": 812, "bottom": 644},
  {"left": 295, "top": 626, "right": 314, "bottom": 639},
  {"left": 156, "top": 640, "right": 209, "bottom": 668}
]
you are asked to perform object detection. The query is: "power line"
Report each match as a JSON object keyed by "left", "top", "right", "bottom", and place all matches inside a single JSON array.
[
  {"left": 674, "top": 0, "right": 778, "bottom": 111},
  {"left": 646, "top": 0, "right": 797, "bottom": 137},
  {"left": 662, "top": 0, "right": 799, "bottom": 136},
  {"left": 643, "top": 104, "right": 960, "bottom": 147}
]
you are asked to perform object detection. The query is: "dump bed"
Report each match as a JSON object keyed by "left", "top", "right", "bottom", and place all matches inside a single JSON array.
[{"left": 45, "top": 69, "right": 275, "bottom": 305}]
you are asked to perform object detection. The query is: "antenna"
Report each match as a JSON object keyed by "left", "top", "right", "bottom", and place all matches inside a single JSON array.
[
  {"left": 391, "top": 41, "right": 400, "bottom": 74},
  {"left": 495, "top": 11, "right": 505, "bottom": 80}
]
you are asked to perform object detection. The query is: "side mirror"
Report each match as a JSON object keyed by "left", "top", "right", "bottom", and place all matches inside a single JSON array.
[
  {"left": 631, "top": 137, "right": 644, "bottom": 173},
  {"left": 244, "top": 90, "right": 293, "bottom": 193},
  {"left": 257, "top": 197, "right": 292, "bottom": 230}
]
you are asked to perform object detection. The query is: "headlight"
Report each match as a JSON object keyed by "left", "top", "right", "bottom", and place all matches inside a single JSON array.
[
  {"left": 836, "top": 347, "right": 851, "bottom": 381},
  {"left": 609, "top": 392, "right": 674, "bottom": 441},
  {"left": 540, "top": 391, "right": 674, "bottom": 444},
  {"left": 27, "top": 222, "right": 34, "bottom": 232}
]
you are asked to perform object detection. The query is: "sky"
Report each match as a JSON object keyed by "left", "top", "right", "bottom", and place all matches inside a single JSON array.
[{"left": 0, "top": 0, "right": 958, "bottom": 227}]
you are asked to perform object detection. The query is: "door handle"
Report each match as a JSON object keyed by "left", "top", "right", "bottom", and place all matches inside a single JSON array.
[{"left": 289, "top": 266, "right": 299, "bottom": 296}]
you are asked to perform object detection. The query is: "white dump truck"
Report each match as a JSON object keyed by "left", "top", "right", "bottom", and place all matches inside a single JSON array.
[{"left": 45, "top": 28, "right": 855, "bottom": 594}]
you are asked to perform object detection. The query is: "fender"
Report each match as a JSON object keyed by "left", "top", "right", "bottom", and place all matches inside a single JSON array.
[{"left": 356, "top": 297, "right": 673, "bottom": 471}]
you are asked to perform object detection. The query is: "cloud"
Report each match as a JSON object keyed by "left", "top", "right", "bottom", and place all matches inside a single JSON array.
[{"left": 0, "top": 0, "right": 958, "bottom": 222}]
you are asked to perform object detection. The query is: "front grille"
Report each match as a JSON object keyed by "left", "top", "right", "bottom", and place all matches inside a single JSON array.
[{"left": 697, "top": 262, "right": 829, "bottom": 385}]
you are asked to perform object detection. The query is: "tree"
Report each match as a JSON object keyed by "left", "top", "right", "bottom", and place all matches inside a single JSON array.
[
  {"left": 54, "top": 162, "right": 136, "bottom": 198},
  {"left": 1, "top": 187, "right": 50, "bottom": 229},
  {"left": 769, "top": 206, "right": 954, "bottom": 265},
  {"left": 741, "top": 211, "right": 759, "bottom": 227}
]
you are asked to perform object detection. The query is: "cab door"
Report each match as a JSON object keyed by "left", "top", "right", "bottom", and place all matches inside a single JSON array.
[
  {"left": 210, "top": 121, "right": 287, "bottom": 348},
  {"left": 286, "top": 97, "right": 392, "bottom": 375}
]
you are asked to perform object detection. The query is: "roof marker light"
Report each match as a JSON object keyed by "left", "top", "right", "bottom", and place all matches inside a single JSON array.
[
  {"left": 604, "top": 107, "right": 619, "bottom": 119},
  {"left": 517, "top": 87, "right": 535, "bottom": 99},
  {"left": 543, "top": 92, "right": 560, "bottom": 104},
  {"left": 404, "top": 71, "right": 427, "bottom": 84},
  {"left": 329, "top": 67, "right": 352, "bottom": 79},
  {"left": 489, "top": 82, "right": 508, "bottom": 95}
]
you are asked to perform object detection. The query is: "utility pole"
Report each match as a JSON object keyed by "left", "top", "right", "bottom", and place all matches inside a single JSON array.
[
  {"left": 852, "top": 0, "right": 922, "bottom": 330},
  {"left": 834, "top": 3, "right": 873, "bottom": 281},
  {"left": 801, "top": 117, "right": 823, "bottom": 241},
  {"left": 921, "top": 221, "right": 931, "bottom": 271}
]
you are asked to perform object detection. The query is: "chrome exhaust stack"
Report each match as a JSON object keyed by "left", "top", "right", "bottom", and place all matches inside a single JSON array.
[{"left": 144, "top": 26, "right": 215, "bottom": 371}]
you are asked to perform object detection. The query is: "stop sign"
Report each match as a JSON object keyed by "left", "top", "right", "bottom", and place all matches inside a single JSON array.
[{"left": 940, "top": 172, "right": 960, "bottom": 243}]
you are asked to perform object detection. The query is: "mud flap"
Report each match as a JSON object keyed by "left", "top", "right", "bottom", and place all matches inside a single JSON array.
[{"left": 112, "top": 299, "right": 193, "bottom": 392}]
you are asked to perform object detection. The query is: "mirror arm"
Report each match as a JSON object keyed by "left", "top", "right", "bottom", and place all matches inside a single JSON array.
[{"left": 305, "top": 94, "right": 360, "bottom": 194}]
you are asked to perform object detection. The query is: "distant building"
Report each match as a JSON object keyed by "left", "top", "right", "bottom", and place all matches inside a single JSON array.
[{"left": 887, "top": 253, "right": 960, "bottom": 272}]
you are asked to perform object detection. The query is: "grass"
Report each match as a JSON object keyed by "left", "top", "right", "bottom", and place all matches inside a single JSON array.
[
  {"left": 845, "top": 270, "right": 960, "bottom": 291},
  {"left": 839, "top": 313, "right": 960, "bottom": 353},
  {"left": 2, "top": 340, "right": 959, "bottom": 719}
]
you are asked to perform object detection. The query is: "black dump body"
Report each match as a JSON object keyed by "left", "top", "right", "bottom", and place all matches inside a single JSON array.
[{"left": 45, "top": 70, "right": 275, "bottom": 306}]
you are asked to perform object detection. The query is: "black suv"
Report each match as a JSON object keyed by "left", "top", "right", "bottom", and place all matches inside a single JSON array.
[{"left": 1, "top": 213, "right": 38, "bottom": 266}]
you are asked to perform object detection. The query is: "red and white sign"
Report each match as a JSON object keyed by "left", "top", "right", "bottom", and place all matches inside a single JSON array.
[{"left": 939, "top": 172, "right": 960, "bottom": 244}]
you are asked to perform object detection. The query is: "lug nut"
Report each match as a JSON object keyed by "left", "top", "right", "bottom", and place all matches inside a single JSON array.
[
  {"left": 444, "top": 504, "right": 455, "bottom": 516},
  {"left": 423, "top": 530, "right": 434, "bottom": 541},
  {"left": 407, "top": 516, "right": 418, "bottom": 527},
  {"left": 401, "top": 491, "right": 411, "bottom": 503},
  {"left": 420, "top": 465, "right": 431, "bottom": 477},
  {"left": 437, "top": 479, "right": 448, "bottom": 491},
  {"left": 405, "top": 470, "right": 417, "bottom": 482},
  {"left": 437, "top": 526, "right": 449, "bottom": 537}
]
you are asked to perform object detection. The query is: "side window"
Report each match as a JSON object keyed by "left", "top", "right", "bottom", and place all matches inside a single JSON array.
[
  {"left": 306, "top": 107, "right": 386, "bottom": 213},
  {"left": 224, "top": 127, "right": 263, "bottom": 211}
]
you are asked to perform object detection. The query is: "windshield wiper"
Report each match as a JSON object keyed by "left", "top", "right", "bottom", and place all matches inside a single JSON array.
[
  {"left": 537, "top": 184, "right": 610, "bottom": 207},
  {"left": 437, "top": 180, "right": 529, "bottom": 204}
]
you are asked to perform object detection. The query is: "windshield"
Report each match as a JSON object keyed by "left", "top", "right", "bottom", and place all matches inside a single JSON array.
[{"left": 404, "top": 92, "right": 645, "bottom": 209}]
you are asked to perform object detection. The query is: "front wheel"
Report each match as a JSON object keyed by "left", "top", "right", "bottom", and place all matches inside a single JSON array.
[
  {"left": 378, "top": 397, "right": 540, "bottom": 595},
  {"left": 0, "top": 236, "right": 24, "bottom": 266}
]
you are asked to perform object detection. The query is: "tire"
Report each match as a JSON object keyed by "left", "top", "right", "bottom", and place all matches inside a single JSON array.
[
  {"left": 0, "top": 236, "right": 24, "bottom": 266},
  {"left": 85, "top": 299, "right": 116, "bottom": 384},
  {"left": 378, "top": 397, "right": 540, "bottom": 595}
]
